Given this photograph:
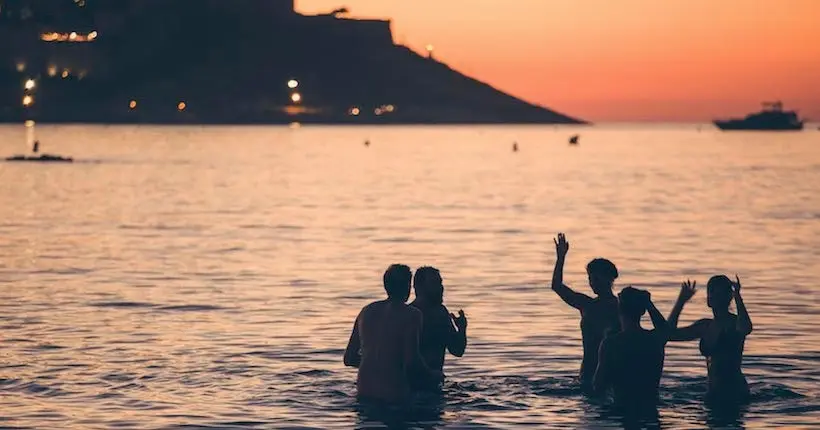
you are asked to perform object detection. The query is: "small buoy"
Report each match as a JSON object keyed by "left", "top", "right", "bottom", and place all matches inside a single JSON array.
[
  {"left": 512, "top": 142, "right": 518, "bottom": 152},
  {"left": 569, "top": 134, "right": 580, "bottom": 145}
]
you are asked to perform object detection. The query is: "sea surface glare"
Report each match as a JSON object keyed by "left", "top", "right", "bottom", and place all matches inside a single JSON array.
[{"left": 1, "top": 125, "right": 819, "bottom": 429}]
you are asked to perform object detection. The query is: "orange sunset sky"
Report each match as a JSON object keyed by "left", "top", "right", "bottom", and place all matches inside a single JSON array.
[{"left": 297, "top": 0, "right": 820, "bottom": 122}]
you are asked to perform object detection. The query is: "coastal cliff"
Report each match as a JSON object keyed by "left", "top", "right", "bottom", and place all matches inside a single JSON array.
[{"left": 0, "top": 0, "right": 582, "bottom": 124}]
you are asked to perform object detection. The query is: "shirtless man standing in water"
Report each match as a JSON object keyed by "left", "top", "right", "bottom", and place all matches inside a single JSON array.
[
  {"left": 343, "top": 264, "right": 442, "bottom": 403},
  {"left": 594, "top": 287, "right": 669, "bottom": 411},
  {"left": 551, "top": 233, "right": 621, "bottom": 390}
]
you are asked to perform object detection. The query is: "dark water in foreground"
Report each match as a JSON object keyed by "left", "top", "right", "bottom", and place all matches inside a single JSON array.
[{"left": 0, "top": 125, "right": 819, "bottom": 429}]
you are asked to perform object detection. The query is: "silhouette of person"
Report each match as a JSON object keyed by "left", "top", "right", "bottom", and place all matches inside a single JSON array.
[
  {"left": 409, "top": 266, "right": 467, "bottom": 390},
  {"left": 32, "top": 140, "right": 40, "bottom": 153},
  {"left": 668, "top": 275, "right": 753, "bottom": 403},
  {"left": 344, "top": 264, "right": 443, "bottom": 404},
  {"left": 593, "top": 287, "right": 669, "bottom": 411},
  {"left": 551, "top": 233, "right": 621, "bottom": 390}
]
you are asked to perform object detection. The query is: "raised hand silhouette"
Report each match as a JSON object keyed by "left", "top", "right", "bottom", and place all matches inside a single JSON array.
[
  {"left": 732, "top": 274, "right": 742, "bottom": 296},
  {"left": 678, "top": 279, "right": 697, "bottom": 303},
  {"left": 554, "top": 233, "right": 569, "bottom": 259},
  {"left": 451, "top": 310, "right": 468, "bottom": 331}
]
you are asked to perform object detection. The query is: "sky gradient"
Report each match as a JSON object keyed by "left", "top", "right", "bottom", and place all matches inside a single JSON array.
[{"left": 297, "top": 0, "right": 820, "bottom": 122}]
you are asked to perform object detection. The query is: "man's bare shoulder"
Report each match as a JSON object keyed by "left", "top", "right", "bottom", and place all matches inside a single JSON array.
[
  {"left": 366, "top": 299, "right": 390, "bottom": 309},
  {"left": 359, "top": 300, "right": 388, "bottom": 315},
  {"left": 439, "top": 304, "right": 452, "bottom": 317}
]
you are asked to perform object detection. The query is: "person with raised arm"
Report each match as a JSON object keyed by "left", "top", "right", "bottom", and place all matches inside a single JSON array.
[
  {"left": 551, "top": 233, "right": 621, "bottom": 390},
  {"left": 593, "top": 287, "right": 669, "bottom": 411},
  {"left": 344, "top": 264, "right": 443, "bottom": 404},
  {"left": 668, "top": 275, "right": 753, "bottom": 402}
]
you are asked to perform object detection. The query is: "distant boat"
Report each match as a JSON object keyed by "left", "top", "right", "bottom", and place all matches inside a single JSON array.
[
  {"left": 5, "top": 139, "right": 73, "bottom": 163},
  {"left": 512, "top": 142, "right": 519, "bottom": 152},
  {"left": 5, "top": 154, "right": 73, "bottom": 163},
  {"left": 714, "top": 101, "right": 804, "bottom": 131},
  {"left": 569, "top": 135, "right": 579, "bottom": 145}
]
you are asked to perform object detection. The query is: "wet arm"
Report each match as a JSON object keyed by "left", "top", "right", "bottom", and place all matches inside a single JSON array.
[
  {"left": 647, "top": 300, "right": 669, "bottom": 340},
  {"left": 669, "top": 319, "right": 709, "bottom": 342},
  {"left": 592, "top": 338, "right": 612, "bottom": 394},
  {"left": 667, "top": 296, "right": 687, "bottom": 329},
  {"left": 552, "top": 254, "right": 592, "bottom": 310},
  {"left": 734, "top": 292, "right": 753, "bottom": 336},
  {"left": 343, "top": 314, "right": 361, "bottom": 368}
]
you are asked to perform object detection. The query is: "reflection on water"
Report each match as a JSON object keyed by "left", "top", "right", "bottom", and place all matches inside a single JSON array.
[{"left": 0, "top": 124, "right": 819, "bottom": 429}]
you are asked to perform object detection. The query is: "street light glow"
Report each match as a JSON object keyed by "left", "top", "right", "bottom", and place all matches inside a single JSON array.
[
  {"left": 24, "top": 79, "right": 36, "bottom": 90},
  {"left": 288, "top": 79, "right": 299, "bottom": 89},
  {"left": 291, "top": 93, "right": 302, "bottom": 103},
  {"left": 22, "top": 95, "right": 34, "bottom": 106}
]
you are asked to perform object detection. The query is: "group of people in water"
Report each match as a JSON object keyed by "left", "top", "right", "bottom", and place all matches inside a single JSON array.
[{"left": 343, "top": 233, "right": 753, "bottom": 412}]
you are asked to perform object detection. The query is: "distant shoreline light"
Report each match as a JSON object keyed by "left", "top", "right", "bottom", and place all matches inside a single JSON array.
[{"left": 41, "top": 31, "right": 98, "bottom": 43}]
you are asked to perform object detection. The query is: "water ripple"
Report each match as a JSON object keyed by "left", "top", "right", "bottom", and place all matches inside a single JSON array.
[{"left": 0, "top": 125, "right": 818, "bottom": 428}]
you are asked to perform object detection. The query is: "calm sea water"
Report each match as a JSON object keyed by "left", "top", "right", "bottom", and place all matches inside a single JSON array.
[{"left": 0, "top": 124, "right": 818, "bottom": 429}]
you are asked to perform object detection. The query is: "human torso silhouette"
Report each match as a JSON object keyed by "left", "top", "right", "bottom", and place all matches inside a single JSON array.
[
  {"left": 698, "top": 314, "right": 749, "bottom": 398},
  {"left": 355, "top": 300, "right": 423, "bottom": 403},
  {"left": 600, "top": 328, "right": 666, "bottom": 407},
  {"left": 579, "top": 297, "right": 620, "bottom": 387},
  {"left": 411, "top": 302, "right": 455, "bottom": 369}
]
